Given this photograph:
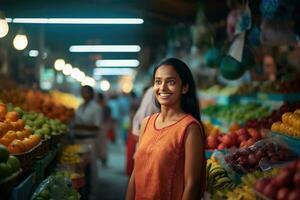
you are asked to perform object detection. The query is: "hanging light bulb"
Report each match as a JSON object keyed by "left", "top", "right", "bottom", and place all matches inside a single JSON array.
[
  {"left": 13, "top": 30, "right": 28, "bottom": 50},
  {"left": 0, "top": 12, "right": 9, "bottom": 38}
]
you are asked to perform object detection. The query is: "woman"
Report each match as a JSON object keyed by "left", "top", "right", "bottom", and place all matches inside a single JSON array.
[{"left": 126, "top": 58, "right": 206, "bottom": 200}]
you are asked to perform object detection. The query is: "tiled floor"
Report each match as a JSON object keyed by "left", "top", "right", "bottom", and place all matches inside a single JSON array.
[{"left": 96, "top": 144, "right": 129, "bottom": 200}]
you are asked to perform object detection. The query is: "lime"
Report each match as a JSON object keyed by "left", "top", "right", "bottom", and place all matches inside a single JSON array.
[
  {"left": 0, "top": 162, "right": 12, "bottom": 178},
  {"left": 7, "top": 155, "right": 20, "bottom": 173},
  {"left": 39, "top": 189, "right": 50, "bottom": 199},
  {"left": 0, "top": 144, "right": 9, "bottom": 163}
]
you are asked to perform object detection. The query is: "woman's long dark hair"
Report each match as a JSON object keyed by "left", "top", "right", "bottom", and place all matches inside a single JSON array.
[{"left": 152, "top": 58, "right": 201, "bottom": 122}]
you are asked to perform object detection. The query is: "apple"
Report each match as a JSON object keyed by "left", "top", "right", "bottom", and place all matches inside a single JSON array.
[
  {"left": 236, "top": 128, "right": 248, "bottom": 136},
  {"left": 217, "top": 143, "right": 225, "bottom": 150},
  {"left": 273, "top": 168, "right": 294, "bottom": 187},
  {"left": 255, "top": 178, "right": 271, "bottom": 193},
  {"left": 222, "top": 135, "right": 233, "bottom": 147},
  {"left": 238, "top": 135, "right": 249, "bottom": 143},
  {"left": 248, "top": 153, "right": 258, "bottom": 166},
  {"left": 277, "top": 187, "right": 291, "bottom": 200},
  {"left": 263, "top": 183, "right": 277, "bottom": 199},
  {"left": 248, "top": 128, "right": 262, "bottom": 140},
  {"left": 288, "top": 189, "right": 300, "bottom": 200}
]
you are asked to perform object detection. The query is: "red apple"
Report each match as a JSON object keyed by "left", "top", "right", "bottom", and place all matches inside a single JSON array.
[
  {"left": 288, "top": 189, "right": 300, "bottom": 200},
  {"left": 263, "top": 183, "right": 277, "bottom": 199},
  {"left": 217, "top": 143, "right": 225, "bottom": 150},
  {"left": 238, "top": 134, "right": 250, "bottom": 143},
  {"left": 236, "top": 128, "right": 248, "bottom": 136},
  {"left": 221, "top": 134, "right": 233, "bottom": 147},
  {"left": 255, "top": 178, "right": 271, "bottom": 193},
  {"left": 248, "top": 153, "right": 258, "bottom": 166},
  {"left": 246, "top": 138, "right": 256, "bottom": 147},
  {"left": 277, "top": 187, "right": 291, "bottom": 200},
  {"left": 248, "top": 128, "right": 262, "bottom": 140},
  {"left": 273, "top": 168, "right": 294, "bottom": 187}
]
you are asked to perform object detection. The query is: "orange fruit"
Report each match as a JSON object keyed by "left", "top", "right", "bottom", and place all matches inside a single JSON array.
[
  {"left": 29, "top": 134, "right": 41, "bottom": 147},
  {"left": 282, "top": 112, "right": 292, "bottom": 125},
  {"left": 3, "top": 130, "right": 17, "bottom": 141},
  {"left": 0, "top": 103, "right": 7, "bottom": 119},
  {"left": 22, "top": 129, "right": 31, "bottom": 138},
  {"left": 5, "top": 111, "right": 19, "bottom": 122},
  {"left": 8, "top": 139, "right": 26, "bottom": 154},
  {"left": 0, "top": 122, "right": 9, "bottom": 137},
  {"left": 22, "top": 138, "right": 32, "bottom": 151},
  {"left": 0, "top": 137, "right": 11, "bottom": 146}
]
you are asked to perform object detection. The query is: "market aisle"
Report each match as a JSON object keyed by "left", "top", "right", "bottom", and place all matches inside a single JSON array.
[{"left": 96, "top": 143, "right": 129, "bottom": 200}]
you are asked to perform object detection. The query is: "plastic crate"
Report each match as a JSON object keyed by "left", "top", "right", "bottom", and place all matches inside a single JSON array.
[
  {"left": 11, "top": 172, "right": 36, "bottom": 200},
  {"left": 0, "top": 169, "right": 22, "bottom": 200},
  {"left": 14, "top": 142, "right": 41, "bottom": 172},
  {"left": 35, "top": 139, "right": 51, "bottom": 159}
]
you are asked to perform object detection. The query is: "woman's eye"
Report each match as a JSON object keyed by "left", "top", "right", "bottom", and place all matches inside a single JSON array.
[
  {"left": 168, "top": 80, "right": 175, "bottom": 85},
  {"left": 155, "top": 80, "right": 161, "bottom": 85}
]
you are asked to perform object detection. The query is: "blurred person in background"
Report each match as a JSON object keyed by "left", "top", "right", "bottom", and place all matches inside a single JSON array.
[
  {"left": 126, "top": 58, "right": 206, "bottom": 200},
  {"left": 96, "top": 93, "right": 112, "bottom": 167},
  {"left": 74, "top": 85, "right": 102, "bottom": 200}
]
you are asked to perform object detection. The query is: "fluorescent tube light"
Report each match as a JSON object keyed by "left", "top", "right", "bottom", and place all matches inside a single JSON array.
[
  {"left": 95, "top": 59, "right": 139, "bottom": 67},
  {"left": 93, "top": 68, "right": 135, "bottom": 76},
  {"left": 13, "top": 18, "right": 48, "bottom": 23},
  {"left": 6, "top": 18, "right": 143, "bottom": 24},
  {"left": 29, "top": 50, "right": 39, "bottom": 57},
  {"left": 69, "top": 45, "right": 141, "bottom": 52}
]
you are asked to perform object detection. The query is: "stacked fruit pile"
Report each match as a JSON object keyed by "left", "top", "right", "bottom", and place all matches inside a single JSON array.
[
  {"left": 255, "top": 160, "right": 300, "bottom": 200},
  {"left": 206, "top": 127, "right": 263, "bottom": 150},
  {"left": 245, "top": 103, "right": 300, "bottom": 129},
  {"left": 225, "top": 140, "right": 298, "bottom": 174},
  {"left": 0, "top": 103, "right": 41, "bottom": 154},
  {"left": 59, "top": 145, "right": 83, "bottom": 164},
  {"left": 271, "top": 109, "right": 300, "bottom": 138},
  {"left": 202, "top": 103, "right": 270, "bottom": 125},
  {"left": 0, "top": 145, "right": 21, "bottom": 180},
  {"left": 0, "top": 89, "right": 75, "bottom": 123},
  {"left": 206, "top": 156, "right": 234, "bottom": 199}
]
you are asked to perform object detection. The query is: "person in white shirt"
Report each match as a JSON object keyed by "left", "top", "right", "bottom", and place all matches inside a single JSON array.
[
  {"left": 74, "top": 85, "right": 102, "bottom": 200},
  {"left": 132, "top": 86, "right": 159, "bottom": 140}
]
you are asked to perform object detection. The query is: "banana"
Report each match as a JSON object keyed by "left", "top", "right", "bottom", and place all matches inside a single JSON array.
[{"left": 215, "top": 177, "right": 232, "bottom": 186}]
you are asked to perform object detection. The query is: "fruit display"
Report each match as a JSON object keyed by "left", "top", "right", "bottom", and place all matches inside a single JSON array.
[
  {"left": 225, "top": 139, "right": 298, "bottom": 174},
  {"left": 31, "top": 173, "right": 80, "bottom": 200},
  {"left": 206, "top": 127, "right": 263, "bottom": 150},
  {"left": 0, "top": 89, "right": 75, "bottom": 123},
  {"left": 259, "top": 80, "right": 300, "bottom": 93},
  {"left": 0, "top": 145, "right": 21, "bottom": 180},
  {"left": 255, "top": 160, "right": 300, "bottom": 200},
  {"left": 271, "top": 109, "right": 300, "bottom": 138},
  {"left": 59, "top": 145, "right": 84, "bottom": 164},
  {"left": 202, "top": 103, "right": 270, "bottom": 125},
  {"left": 49, "top": 90, "right": 80, "bottom": 109},
  {"left": 0, "top": 103, "right": 42, "bottom": 154},
  {"left": 245, "top": 102, "right": 300, "bottom": 129},
  {"left": 206, "top": 156, "right": 235, "bottom": 199},
  {"left": 21, "top": 110, "right": 68, "bottom": 140}
]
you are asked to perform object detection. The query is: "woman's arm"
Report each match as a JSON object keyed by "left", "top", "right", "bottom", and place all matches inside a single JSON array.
[
  {"left": 126, "top": 116, "right": 150, "bottom": 200},
  {"left": 182, "top": 123, "right": 205, "bottom": 200}
]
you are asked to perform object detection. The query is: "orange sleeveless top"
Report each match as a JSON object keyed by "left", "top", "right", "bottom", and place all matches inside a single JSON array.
[{"left": 134, "top": 113, "right": 206, "bottom": 200}]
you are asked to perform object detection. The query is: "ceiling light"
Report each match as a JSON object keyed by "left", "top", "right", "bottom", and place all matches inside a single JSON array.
[
  {"left": 71, "top": 68, "right": 81, "bottom": 79},
  {"left": 69, "top": 45, "right": 141, "bottom": 52},
  {"left": 29, "top": 50, "right": 39, "bottom": 57},
  {"left": 95, "top": 59, "right": 139, "bottom": 67},
  {"left": 93, "top": 68, "right": 135, "bottom": 76},
  {"left": 0, "top": 18, "right": 9, "bottom": 38},
  {"left": 13, "top": 34, "right": 28, "bottom": 50},
  {"left": 100, "top": 80, "right": 110, "bottom": 91},
  {"left": 7, "top": 18, "right": 144, "bottom": 24},
  {"left": 76, "top": 71, "right": 86, "bottom": 82},
  {"left": 62, "top": 63, "right": 72, "bottom": 75},
  {"left": 54, "top": 59, "right": 65, "bottom": 71},
  {"left": 82, "top": 76, "right": 96, "bottom": 87}
]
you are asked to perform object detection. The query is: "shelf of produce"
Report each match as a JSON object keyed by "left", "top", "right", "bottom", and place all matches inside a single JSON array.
[
  {"left": 33, "top": 144, "right": 61, "bottom": 183},
  {"left": 271, "top": 132, "right": 300, "bottom": 155},
  {"left": 217, "top": 94, "right": 257, "bottom": 105},
  {"left": 11, "top": 172, "right": 36, "bottom": 200}
]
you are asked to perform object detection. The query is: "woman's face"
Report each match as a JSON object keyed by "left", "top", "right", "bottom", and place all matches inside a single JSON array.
[{"left": 154, "top": 64, "right": 186, "bottom": 108}]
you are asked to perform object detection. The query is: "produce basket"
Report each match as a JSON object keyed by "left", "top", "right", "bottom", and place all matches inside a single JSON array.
[
  {"left": 0, "top": 169, "right": 22, "bottom": 199},
  {"left": 13, "top": 142, "right": 41, "bottom": 171},
  {"left": 35, "top": 139, "right": 51, "bottom": 159}
]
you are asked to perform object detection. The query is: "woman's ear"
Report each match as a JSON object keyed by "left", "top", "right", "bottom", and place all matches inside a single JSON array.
[{"left": 182, "top": 85, "right": 189, "bottom": 94}]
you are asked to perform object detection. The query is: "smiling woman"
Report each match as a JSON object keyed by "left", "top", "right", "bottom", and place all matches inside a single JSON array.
[{"left": 126, "top": 58, "right": 206, "bottom": 200}]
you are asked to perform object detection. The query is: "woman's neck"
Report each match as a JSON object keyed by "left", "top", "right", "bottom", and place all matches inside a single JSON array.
[{"left": 160, "top": 105, "right": 185, "bottom": 122}]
